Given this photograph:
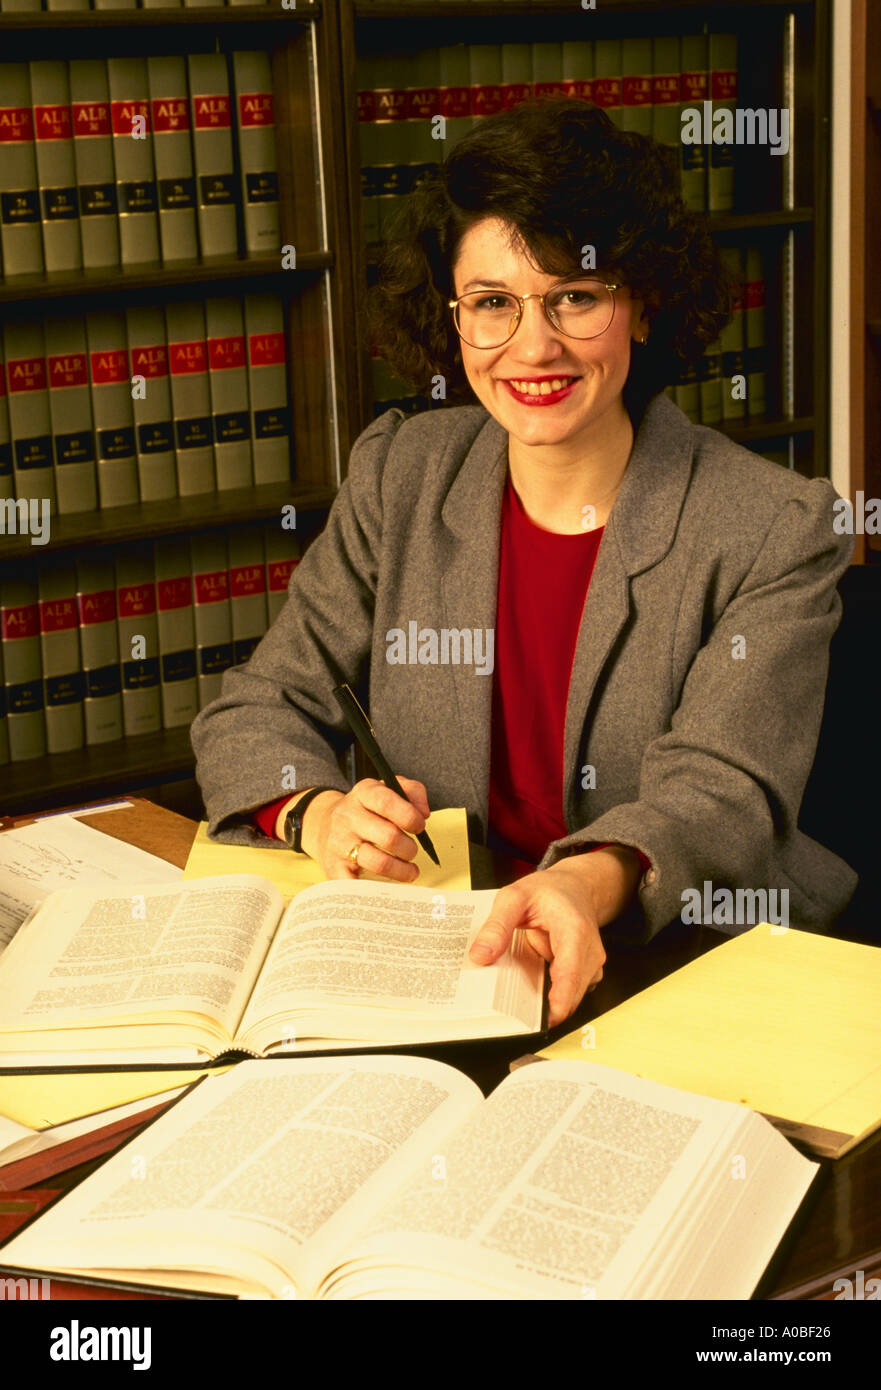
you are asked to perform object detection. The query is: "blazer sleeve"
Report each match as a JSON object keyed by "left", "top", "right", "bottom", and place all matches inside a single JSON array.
[
  {"left": 190, "top": 408, "right": 405, "bottom": 845},
  {"left": 535, "top": 480, "right": 854, "bottom": 939}
]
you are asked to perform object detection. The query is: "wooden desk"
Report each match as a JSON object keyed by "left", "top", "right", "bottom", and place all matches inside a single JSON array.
[{"left": 4, "top": 795, "right": 880, "bottom": 1301}]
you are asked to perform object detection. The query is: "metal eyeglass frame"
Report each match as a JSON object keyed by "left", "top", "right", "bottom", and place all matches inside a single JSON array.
[{"left": 448, "top": 279, "right": 624, "bottom": 349}]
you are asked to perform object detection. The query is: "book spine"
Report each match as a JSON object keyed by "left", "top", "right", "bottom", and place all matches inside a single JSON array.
[
  {"left": 70, "top": 60, "right": 121, "bottom": 271},
  {"left": 153, "top": 538, "right": 197, "bottom": 728},
  {"left": 532, "top": 43, "right": 564, "bottom": 104},
  {"left": 125, "top": 305, "right": 177, "bottom": 502},
  {"left": 228, "top": 525, "right": 267, "bottom": 666},
  {"left": 263, "top": 525, "right": 300, "bottom": 626},
  {"left": 373, "top": 68, "right": 409, "bottom": 239},
  {"left": 232, "top": 51, "right": 279, "bottom": 256},
  {"left": 148, "top": 56, "right": 199, "bottom": 263},
  {"left": 115, "top": 546, "right": 160, "bottom": 736},
  {"left": 86, "top": 311, "right": 139, "bottom": 509},
  {"left": 205, "top": 296, "right": 252, "bottom": 491},
  {"left": 0, "top": 572, "right": 46, "bottom": 762},
  {"left": 719, "top": 245, "right": 746, "bottom": 421},
  {"left": 698, "top": 341, "right": 723, "bottom": 425},
  {"left": 30, "top": 61, "right": 83, "bottom": 273},
  {"left": 244, "top": 293, "right": 291, "bottom": 485},
  {"left": 0, "top": 354, "right": 12, "bottom": 503},
  {"left": 356, "top": 56, "right": 380, "bottom": 245},
  {"left": 190, "top": 532, "right": 233, "bottom": 707},
  {"left": 75, "top": 554, "right": 123, "bottom": 745},
  {"left": 745, "top": 245, "right": 766, "bottom": 417},
  {"left": 651, "top": 37, "right": 681, "bottom": 172},
  {"left": 94, "top": 0, "right": 136, "bottom": 10},
  {"left": 621, "top": 38, "right": 653, "bottom": 136},
  {"left": 438, "top": 44, "right": 472, "bottom": 155},
  {"left": 183, "top": 0, "right": 216, "bottom": 11},
  {"left": 560, "top": 41, "right": 593, "bottom": 104},
  {"left": 165, "top": 300, "right": 216, "bottom": 496},
  {"left": 0, "top": 0, "right": 43, "bottom": 11},
  {"left": 469, "top": 44, "right": 504, "bottom": 125},
  {"left": 406, "top": 49, "right": 440, "bottom": 197},
  {"left": 500, "top": 43, "right": 532, "bottom": 111},
  {"left": 680, "top": 35, "right": 708, "bottom": 212},
  {"left": 142, "top": 0, "right": 181, "bottom": 9},
  {"left": 187, "top": 54, "right": 238, "bottom": 260},
  {"left": 45, "top": 314, "right": 98, "bottom": 514},
  {"left": 0, "top": 640, "right": 7, "bottom": 768},
  {"left": 593, "top": 39, "right": 622, "bottom": 128},
  {"left": 38, "top": 561, "right": 84, "bottom": 754},
  {"left": 107, "top": 58, "right": 160, "bottom": 266},
  {"left": 3, "top": 318, "right": 56, "bottom": 509},
  {"left": 0, "top": 65, "right": 44, "bottom": 277},
  {"left": 709, "top": 33, "right": 738, "bottom": 214}
]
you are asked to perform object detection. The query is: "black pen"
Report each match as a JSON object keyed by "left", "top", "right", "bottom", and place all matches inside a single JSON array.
[{"left": 332, "top": 683, "right": 440, "bottom": 866}]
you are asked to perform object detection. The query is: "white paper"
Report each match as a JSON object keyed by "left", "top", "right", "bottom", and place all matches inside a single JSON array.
[{"left": 0, "top": 813, "right": 182, "bottom": 953}]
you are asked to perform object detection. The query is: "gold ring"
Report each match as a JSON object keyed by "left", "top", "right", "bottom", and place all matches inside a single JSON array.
[{"left": 347, "top": 843, "right": 362, "bottom": 866}]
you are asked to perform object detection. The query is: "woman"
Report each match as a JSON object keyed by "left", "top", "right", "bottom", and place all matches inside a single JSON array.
[{"left": 191, "top": 99, "right": 856, "bottom": 1027}]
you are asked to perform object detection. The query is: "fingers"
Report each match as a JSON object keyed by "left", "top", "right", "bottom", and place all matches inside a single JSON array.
[
  {"left": 322, "top": 777, "right": 431, "bottom": 884},
  {"left": 469, "top": 885, "right": 524, "bottom": 964}
]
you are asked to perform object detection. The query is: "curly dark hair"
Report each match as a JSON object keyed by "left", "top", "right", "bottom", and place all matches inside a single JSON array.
[{"left": 366, "top": 98, "right": 734, "bottom": 415}]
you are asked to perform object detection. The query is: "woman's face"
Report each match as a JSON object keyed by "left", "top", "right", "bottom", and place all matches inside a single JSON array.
[{"left": 451, "top": 217, "right": 647, "bottom": 452}]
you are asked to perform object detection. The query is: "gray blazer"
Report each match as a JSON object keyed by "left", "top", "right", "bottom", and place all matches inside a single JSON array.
[{"left": 190, "top": 392, "right": 857, "bottom": 939}]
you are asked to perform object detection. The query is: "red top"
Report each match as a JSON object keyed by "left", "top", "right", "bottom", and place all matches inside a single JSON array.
[{"left": 253, "top": 473, "right": 650, "bottom": 876}]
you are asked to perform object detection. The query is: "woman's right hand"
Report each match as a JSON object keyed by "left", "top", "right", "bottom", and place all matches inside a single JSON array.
[{"left": 299, "top": 778, "right": 431, "bottom": 882}]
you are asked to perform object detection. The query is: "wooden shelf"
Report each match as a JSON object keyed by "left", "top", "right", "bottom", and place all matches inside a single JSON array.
[
  {"left": 0, "top": 2, "right": 319, "bottom": 31},
  {"left": 2, "top": 726, "right": 197, "bottom": 816},
  {"left": 715, "top": 416, "right": 815, "bottom": 443},
  {"left": 353, "top": 0, "right": 806, "bottom": 15},
  {"left": 0, "top": 482, "right": 336, "bottom": 564}
]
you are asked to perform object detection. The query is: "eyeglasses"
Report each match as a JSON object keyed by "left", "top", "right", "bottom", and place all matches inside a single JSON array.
[{"left": 448, "top": 278, "right": 622, "bottom": 350}]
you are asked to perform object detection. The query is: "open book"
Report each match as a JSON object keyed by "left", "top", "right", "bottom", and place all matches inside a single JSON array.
[
  {"left": 0, "top": 876, "right": 545, "bottom": 1065},
  {"left": 0, "top": 1056, "right": 819, "bottom": 1300}
]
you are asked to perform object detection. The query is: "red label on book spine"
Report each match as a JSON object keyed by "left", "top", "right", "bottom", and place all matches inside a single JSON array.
[
  {"left": 357, "top": 90, "right": 376, "bottom": 123},
  {"left": 130, "top": 346, "right": 168, "bottom": 379},
  {"left": 230, "top": 564, "right": 266, "bottom": 598},
  {"left": 157, "top": 576, "right": 192, "bottom": 611},
  {"left": 534, "top": 81, "right": 565, "bottom": 102},
  {"left": 746, "top": 281, "right": 765, "bottom": 310},
  {"left": 193, "top": 95, "right": 231, "bottom": 130},
  {"left": 151, "top": 98, "right": 191, "bottom": 134},
  {"left": 561, "top": 78, "right": 593, "bottom": 103},
  {"left": 169, "top": 341, "right": 207, "bottom": 375},
  {"left": 90, "top": 350, "right": 130, "bottom": 385},
  {"left": 78, "top": 589, "right": 117, "bottom": 625},
  {"left": 623, "top": 76, "right": 652, "bottom": 107},
  {"left": 592, "top": 78, "right": 622, "bottom": 109},
  {"left": 652, "top": 74, "right": 680, "bottom": 105},
  {"left": 2, "top": 605, "right": 39, "bottom": 639},
  {"left": 208, "top": 336, "right": 246, "bottom": 370},
  {"left": 111, "top": 101, "right": 151, "bottom": 136},
  {"left": 39, "top": 598, "right": 77, "bottom": 633},
  {"left": 374, "top": 89, "right": 407, "bottom": 122},
  {"left": 7, "top": 358, "right": 47, "bottom": 393},
  {"left": 248, "top": 333, "right": 285, "bottom": 367},
  {"left": 72, "top": 102, "right": 112, "bottom": 137},
  {"left": 711, "top": 71, "right": 738, "bottom": 102},
  {"left": 406, "top": 87, "right": 438, "bottom": 121},
  {"left": 267, "top": 558, "right": 298, "bottom": 592},
  {"left": 34, "top": 105, "right": 73, "bottom": 141},
  {"left": 0, "top": 107, "right": 34, "bottom": 143},
  {"left": 194, "top": 571, "right": 229, "bottom": 604},
  {"left": 238, "top": 93, "right": 274, "bottom": 128},
  {"left": 119, "top": 584, "right": 156, "bottom": 618},
  {"left": 49, "top": 355, "right": 88, "bottom": 388},
  {"left": 680, "top": 72, "right": 708, "bottom": 103},
  {"left": 501, "top": 82, "right": 532, "bottom": 111},
  {"left": 471, "top": 85, "right": 504, "bottom": 118}
]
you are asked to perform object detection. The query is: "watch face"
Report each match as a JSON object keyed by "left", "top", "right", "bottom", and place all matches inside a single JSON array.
[{"left": 284, "top": 810, "right": 297, "bottom": 849}]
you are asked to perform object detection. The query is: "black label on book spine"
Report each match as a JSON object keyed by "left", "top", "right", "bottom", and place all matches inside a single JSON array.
[
  {"left": 198, "top": 173, "right": 236, "bottom": 208},
  {"left": 55, "top": 430, "right": 96, "bottom": 466},
  {"left": 722, "top": 349, "right": 746, "bottom": 378},
  {"left": 45, "top": 671, "right": 85, "bottom": 707},
  {"left": 14, "top": 437, "right": 53, "bottom": 471},
  {"left": 0, "top": 443, "right": 11, "bottom": 476},
  {"left": 175, "top": 417, "right": 212, "bottom": 450},
  {"left": 253, "top": 406, "right": 290, "bottom": 441},
  {"left": 119, "top": 181, "right": 158, "bottom": 215},
  {"left": 376, "top": 163, "right": 412, "bottom": 198},
  {"left": 7, "top": 679, "right": 44, "bottom": 715},
  {"left": 137, "top": 421, "right": 174, "bottom": 454},
  {"left": 244, "top": 171, "right": 278, "bottom": 205},
  {"left": 121, "top": 657, "right": 160, "bottom": 691},
  {"left": 41, "top": 187, "right": 79, "bottom": 221},
  {"left": 79, "top": 182, "right": 118, "bottom": 217},
  {"left": 161, "top": 649, "right": 197, "bottom": 683},
  {"left": 85, "top": 663, "right": 122, "bottom": 699},
  {"left": 1, "top": 190, "right": 40, "bottom": 226},
  {"left": 0, "top": 685, "right": 6, "bottom": 719},
  {"left": 198, "top": 643, "right": 234, "bottom": 676},
  {"left": 234, "top": 636, "right": 260, "bottom": 666},
  {"left": 158, "top": 177, "right": 196, "bottom": 211},
  {"left": 681, "top": 146, "right": 707, "bottom": 173},
  {"left": 96, "top": 426, "right": 136, "bottom": 461},
  {"left": 213, "top": 410, "right": 250, "bottom": 444}
]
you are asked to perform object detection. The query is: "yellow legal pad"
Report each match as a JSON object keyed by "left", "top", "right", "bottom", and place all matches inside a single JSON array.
[
  {"left": 540, "top": 923, "right": 881, "bottom": 1157},
  {"left": 182, "top": 806, "right": 473, "bottom": 899},
  {"left": 0, "top": 1069, "right": 234, "bottom": 1131}
]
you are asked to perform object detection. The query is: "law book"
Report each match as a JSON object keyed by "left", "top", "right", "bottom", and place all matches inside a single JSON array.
[
  {"left": 744, "top": 245, "right": 767, "bottom": 417},
  {"left": 190, "top": 530, "right": 233, "bottom": 706},
  {"left": 679, "top": 34, "right": 708, "bottom": 212},
  {"left": 264, "top": 524, "right": 300, "bottom": 624},
  {"left": 85, "top": 311, "right": 139, "bottom": 509},
  {"left": 3, "top": 317, "right": 56, "bottom": 510},
  {"left": 0, "top": 65, "right": 44, "bottom": 277},
  {"left": 147, "top": 56, "right": 198, "bottom": 264},
  {"left": 165, "top": 300, "right": 215, "bottom": 495},
  {"left": 46, "top": 0, "right": 89, "bottom": 12},
  {"left": 438, "top": 44, "right": 472, "bottom": 156},
  {"left": 650, "top": 37, "right": 681, "bottom": 173},
  {"left": 37, "top": 558, "right": 84, "bottom": 755},
  {"left": 232, "top": 51, "right": 280, "bottom": 256},
  {"left": 708, "top": 33, "right": 737, "bottom": 214},
  {"left": 29, "top": 61, "right": 82, "bottom": 273},
  {"left": 115, "top": 543, "right": 160, "bottom": 738},
  {"left": 153, "top": 537, "right": 197, "bottom": 730},
  {"left": 125, "top": 305, "right": 177, "bottom": 503},
  {"left": 205, "top": 296, "right": 252, "bottom": 490},
  {"left": 500, "top": 43, "right": 532, "bottom": 112},
  {"left": 0, "top": 0, "right": 42, "bottom": 10},
  {"left": 719, "top": 245, "right": 746, "bottom": 421},
  {"left": 560, "top": 41, "right": 593, "bottom": 104},
  {"left": 406, "top": 49, "right": 440, "bottom": 197},
  {"left": 0, "top": 570, "right": 46, "bottom": 763},
  {"left": 228, "top": 524, "right": 267, "bottom": 666},
  {"left": 372, "top": 66, "right": 410, "bottom": 239},
  {"left": 356, "top": 55, "right": 381, "bottom": 245},
  {"left": 469, "top": 44, "right": 503, "bottom": 125},
  {"left": 592, "top": 39, "right": 622, "bottom": 128},
  {"left": 0, "top": 1052, "right": 818, "bottom": 1300},
  {"left": 74, "top": 554, "right": 123, "bottom": 746},
  {"left": 187, "top": 54, "right": 238, "bottom": 259},
  {"left": 531, "top": 43, "right": 563, "bottom": 105},
  {"left": 0, "top": 354, "right": 11, "bottom": 503},
  {"left": 107, "top": 58, "right": 160, "bottom": 266},
  {"left": 45, "top": 314, "right": 97, "bottom": 514},
  {"left": 244, "top": 293, "right": 291, "bottom": 485},
  {"left": 0, "top": 642, "right": 7, "bottom": 767},
  {"left": 621, "top": 38, "right": 652, "bottom": 136},
  {"left": 69, "top": 60, "right": 120, "bottom": 271}
]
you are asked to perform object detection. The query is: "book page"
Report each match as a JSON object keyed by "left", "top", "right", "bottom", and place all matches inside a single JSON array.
[
  {"left": 0, "top": 875, "right": 282, "bottom": 1049},
  {"left": 0, "top": 1057, "right": 482, "bottom": 1300}
]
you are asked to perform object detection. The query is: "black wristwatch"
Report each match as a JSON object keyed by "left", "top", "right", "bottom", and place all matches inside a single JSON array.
[{"left": 283, "top": 787, "right": 338, "bottom": 853}]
